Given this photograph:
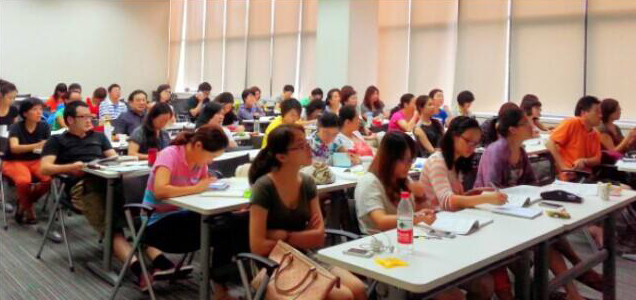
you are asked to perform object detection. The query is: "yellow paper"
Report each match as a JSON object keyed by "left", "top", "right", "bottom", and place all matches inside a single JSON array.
[{"left": 375, "top": 257, "right": 408, "bottom": 269}]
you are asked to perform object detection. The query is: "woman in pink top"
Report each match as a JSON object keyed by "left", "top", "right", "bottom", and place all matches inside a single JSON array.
[
  {"left": 142, "top": 125, "right": 245, "bottom": 299},
  {"left": 388, "top": 93, "right": 419, "bottom": 132}
]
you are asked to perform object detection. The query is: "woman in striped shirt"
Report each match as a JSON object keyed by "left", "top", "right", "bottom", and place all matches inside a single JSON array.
[{"left": 420, "top": 116, "right": 507, "bottom": 211}]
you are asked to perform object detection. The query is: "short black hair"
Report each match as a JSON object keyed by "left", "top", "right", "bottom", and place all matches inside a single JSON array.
[
  {"left": 311, "top": 88, "right": 323, "bottom": 97},
  {"left": 318, "top": 112, "right": 340, "bottom": 128},
  {"left": 19, "top": 97, "right": 44, "bottom": 118},
  {"left": 574, "top": 95, "right": 600, "bottom": 116},
  {"left": 306, "top": 99, "right": 325, "bottom": 118},
  {"left": 520, "top": 94, "right": 541, "bottom": 116},
  {"left": 457, "top": 90, "right": 475, "bottom": 106},
  {"left": 108, "top": 83, "right": 120, "bottom": 93},
  {"left": 280, "top": 98, "right": 302, "bottom": 116},
  {"left": 241, "top": 88, "right": 255, "bottom": 101},
  {"left": 214, "top": 92, "right": 234, "bottom": 104},
  {"left": 0, "top": 82, "right": 17, "bottom": 96},
  {"left": 63, "top": 100, "right": 89, "bottom": 125},
  {"left": 338, "top": 104, "right": 358, "bottom": 125},
  {"left": 283, "top": 84, "right": 294, "bottom": 93},
  {"left": 68, "top": 83, "right": 82, "bottom": 93},
  {"left": 198, "top": 82, "right": 212, "bottom": 92}
]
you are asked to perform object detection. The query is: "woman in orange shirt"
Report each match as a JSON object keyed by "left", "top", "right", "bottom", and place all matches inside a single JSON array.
[{"left": 45, "top": 83, "right": 67, "bottom": 113}]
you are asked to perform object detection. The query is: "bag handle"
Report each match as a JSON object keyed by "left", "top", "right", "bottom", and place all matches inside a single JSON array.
[{"left": 274, "top": 252, "right": 318, "bottom": 295}]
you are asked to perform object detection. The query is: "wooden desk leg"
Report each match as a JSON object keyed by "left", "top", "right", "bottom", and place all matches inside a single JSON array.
[
  {"left": 603, "top": 213, "right": 616, "bottom": 300},
  {"left": 533, "top": 242, "right": 549, "bottom": 300}
]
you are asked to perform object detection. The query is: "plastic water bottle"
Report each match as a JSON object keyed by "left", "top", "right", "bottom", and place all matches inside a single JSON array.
[
  {"left": 397, "top": 191, "right": 414, "bottom": 254},
  {"left": 104, "top": 118, "right": 113, "bottom": 142},
  {"left": 254, "top": 117, "right": 261, "bottom": 133}
]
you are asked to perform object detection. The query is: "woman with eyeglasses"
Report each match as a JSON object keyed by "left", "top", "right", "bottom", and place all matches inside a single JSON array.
[
  {"left": 419, "top": 116, "right": 506, "bottom": 299},
  {"left": 249, "top": 124, "right": 367, "bottom": 300},
  {"left": 474, "top": 108, "right": 599, "bottom": 300},
  {"left": 420, "top": 116, "right": 507, "bottom": 211}
]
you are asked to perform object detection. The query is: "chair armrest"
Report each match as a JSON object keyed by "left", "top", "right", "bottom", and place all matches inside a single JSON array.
[
  {"left": 325, "top": 228, "right": 360, "bottom": 241},
  {"left": 235, "top": 253, "right": 279, "bottom": 276}
]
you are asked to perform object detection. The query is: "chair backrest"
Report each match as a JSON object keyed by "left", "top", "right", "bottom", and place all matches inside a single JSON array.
[
  {"left": 122, "top": 173, "right": 151, "bottom": 204},
  {"left": 209, "top": 153, "right": 251, "bottom": 178},
  {"left": 171, "top": 97, "right": 191, "bottom": 121},
  {"left": 346, "top": 197, "right": 363, "bottom": 236}
]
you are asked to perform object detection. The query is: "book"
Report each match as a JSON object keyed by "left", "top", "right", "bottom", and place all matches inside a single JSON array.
[
  {"left": 500, "top": 185, "right": 542, "bottom": 207},
  {"left": 489, "top": 206, "right": 542, "bottom": 219},
  {"left": 332, "top": 152, "right": 352, "bottom": 168},
  {"left": 418, "top": 211, "right": 493, "bottom": 235}
]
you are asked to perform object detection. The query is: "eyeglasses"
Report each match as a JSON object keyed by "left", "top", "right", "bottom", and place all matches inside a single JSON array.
[
  {"left": 288, "top": 141, "right": 310, "bottom": 152},
  {"left": 460, "top": 136, "right": 480, "bottom": 148}
]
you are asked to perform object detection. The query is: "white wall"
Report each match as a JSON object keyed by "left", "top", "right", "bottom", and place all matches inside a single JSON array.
[{"left": 0, "top": 0, "right": 169, "bottom": 98}]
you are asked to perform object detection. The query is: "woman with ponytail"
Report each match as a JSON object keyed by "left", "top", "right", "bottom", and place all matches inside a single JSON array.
[
  {"left": 388, "top": 93, "right": 419, "bottom": 132},
  {"left": 249, "top": 124, "right": 367, "bottom": 300},
  {"left": 142, "top": 125, "right": 244, "bottom": 299}
]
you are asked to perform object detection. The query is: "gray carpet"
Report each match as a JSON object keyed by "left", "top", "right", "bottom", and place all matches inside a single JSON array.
[{"left": 1, "top": 201, "right": 635, "bottom": 299}]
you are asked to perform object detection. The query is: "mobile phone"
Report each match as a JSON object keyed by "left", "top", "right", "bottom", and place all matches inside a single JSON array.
[
  {"left": 539, "top": 202, "right": 563, "bottom": 208},
  {"left": 343, "top": 248, "right": 373, "bottom": 258}
]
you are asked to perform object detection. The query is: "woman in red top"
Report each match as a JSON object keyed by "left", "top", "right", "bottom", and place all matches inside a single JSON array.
[
  {"left": 45, "top": 83, "right": 67, "bottom": 113},
  {"left": 87, "top": 87, "right": 107, "bottom": 131}
]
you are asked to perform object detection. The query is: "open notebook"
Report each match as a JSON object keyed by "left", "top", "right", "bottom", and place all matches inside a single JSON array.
[
  {"left": 476, "top": 185, "right": 543, "bottom": 219},
  {"left": 418, "top": 211, "right": 493, "bottom": 235},
  {"left": 201, "top": 179, "right": 250, "bottom": 198}
]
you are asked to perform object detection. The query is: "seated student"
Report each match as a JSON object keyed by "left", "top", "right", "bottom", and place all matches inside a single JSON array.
[
  {"left": 275, "top": 84, "right": 295, "bottom": 110},
  {"left": 413, "top": 95, "right": 443, "bottom": 157},
  {"left": 128, "top": 103, "right": 173, "bottom": 160},
  {"left": 300, "top": 87, "right": 323, "bottom": 107},
  {"left": 520, "top": 94, "right": 551, "bottom": 136},
  {"left": 325, "top": 88, "right": 341, "bottom": 114},
  {"left": 420, "top": 116, "right": 507, "bottom": 211},
  {"left": 309, "top": 112, "right": 360, "bottom": 165},
  {"left": 419, "top": 116, "right": 505, "bottom": 300},
  {"left": 474, "top": 108, "right": 602, "bottom": 299},
  {"left": 599, "top": 98, "right": 636, "bottom": 153},
  {"left": 454, "top": 90, "right": 475, "bottom": 118},
  {"left": 187, "top": 82, "right": 211, "bottom": 122},
  {"left": 196, "top": 100, "right": 238, "bottom": 149},
  {"left": 248, "top": 124, "right": 367, "bottom": 300},
  {"left": 0, "top": 82, "right": 19, "bottom": 126},
  {"left": 149, "top": 84, "right": 176, "bottom": 124},
  {"left": 114, "top": 90, "right": 147, "bottom": 136},
  {"left": 546, "top": 96, "right": 602, "bottom": 181},
  {"left": 217, "top": 92, "right": 239, "bottom": 127},
  {"left": 547, "top": 96, "right": 605, "bottom": 246},
  {"left": 303, "top": 98, "right": 325, "bottom": 122},
  {"left": 337, "top": 105, "right": 374, "bottom": 157},
  {"left": 480, "top": 102, "right": 520, "bottom": 147},
  {"left": 46, "top": 83, "right": 67, "bottom": 113},
  {"left": 237, "top": 88, "right": 264, "bottom": 121},
  {"left": 52, "top": 90, "right": 83, "bottom": 131},
  {"left": 388, "top": 93, "right": 419, "bottom": 132},
  {"left": 41, "top": 101, "right": 179, "bottom": 290},
  {"left": 87, "top": 87, "right": 106, "bottom": 119},
  {"left": 68, "top": 83, "right": 82, "bottom": 94},
  {"left": 99, "top": 84, "right": 127, "bottom": 121},
  {"left": 142, "top": 125, "right": 244, "bottom": 299},
  {"left": 430, "top": 89, "right": 452, "bottom": 127},
  {"left": 340, "top": 87, "right": 358, "bottom": 108},
  {"left": 251, "top": 86, "right": 266, "bottom": 110},
  {"left": 4, "top": 98, "right": 52, "bottom": 224},
  {"left": 261, "top": 98, "right": 302, "bottom": 148},
  {"left": 361, "top": 85, "right": 387, "bottom": 120}
]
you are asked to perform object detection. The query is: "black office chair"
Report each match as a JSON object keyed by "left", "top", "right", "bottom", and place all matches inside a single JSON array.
[{"left": 210, "top": 153, "right": 250, "bottom": 178}]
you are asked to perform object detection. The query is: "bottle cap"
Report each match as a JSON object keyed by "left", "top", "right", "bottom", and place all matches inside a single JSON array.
[{"left": 400, "top": 191, "right": 410, "bottom": 198}]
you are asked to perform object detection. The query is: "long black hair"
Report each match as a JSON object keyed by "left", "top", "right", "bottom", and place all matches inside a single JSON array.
[
  {"left": 52, "top": 83, "right": 67, "bottom": 100},
  {"left": 142, "top": 102, "right": 173, "bottom": 149},
  {"left": 368, "top": 131, "right": 416, "bottom": 205},
  {"left": 153, "top": 84, "right": 171, "bottom": 103},
  {"left": 196, "top": 101, "right": 223, "bottom": 128},
  {"left": 496, "top": 107, "right": 525, "bottom": 138},
  {"left": 248, "top": 124, "right": 305, "bottom": 184},
  {"left": 440, "top": 116, "right": 480, "bottom": 174}
]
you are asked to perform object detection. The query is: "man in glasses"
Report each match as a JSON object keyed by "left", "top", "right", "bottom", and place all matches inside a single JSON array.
[{"left": 40, "top": 101, "right": 171, "bottom": 291}]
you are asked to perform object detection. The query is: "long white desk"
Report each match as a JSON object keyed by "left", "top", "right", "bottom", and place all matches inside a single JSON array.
[
  {"left": 317, "top": 184, "right": 636, "bottom": 300},
  {"left": 317, "top": 209, "right": 562, "bottom": 297},
  {"left": 216, "top": 149, "right": 261, "bottom": 162}
]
